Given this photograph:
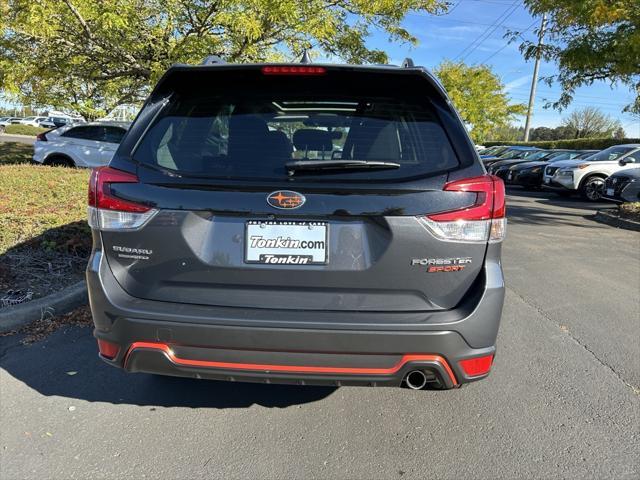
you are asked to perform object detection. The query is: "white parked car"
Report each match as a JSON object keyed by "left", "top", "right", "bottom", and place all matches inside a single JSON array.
[
  {"left": 542, "top": 144, "right": 640, "bottom": 200},
  {"left": 18, "top": 116, "right": 49, "bottom": 127},
  {"left": 33, "top": 122, "right": 129, "bottom": 168}
]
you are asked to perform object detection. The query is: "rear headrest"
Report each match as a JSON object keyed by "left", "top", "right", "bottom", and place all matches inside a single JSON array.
[
  {"left": 228, "top": 115, "right": 269, "bottom": 139},
  {"left": 293, "top": 129, "right": 333, "bottom": 151}
]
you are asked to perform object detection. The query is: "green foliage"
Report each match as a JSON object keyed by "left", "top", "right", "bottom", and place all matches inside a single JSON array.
[
  {"left": 483, "top": 137, "right": 640, "bottom": 150},
  {"left": 561, "top": 107, "right": 622, "bottom": 138},
  {"left": 434, "top": 61, "right": 527, "bottom": 143},
  {"left": 529, "top": 125, "right": 576, "bottom": 141},
  {"left": 3, "top": 124, "right": 48, "bottom": 136},
  {"left": 488, "top": 124, "right": 524, "bottom": 142},
  {"left": 0, "top": 0, "right": 446, "bottom": 119},
  {"left": 519, "top": 0, "right": 640, "bottom": 114}
]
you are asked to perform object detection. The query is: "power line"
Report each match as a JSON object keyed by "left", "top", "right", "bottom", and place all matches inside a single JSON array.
[
  {"left": 407, "top": 12, "right": 530, "bottom": 30},
  {"left": 478, "top": 19, "right": 538, "bottom": 64},
  {"left": 454, "top": 0, "right": 522, "bottom": 61}
]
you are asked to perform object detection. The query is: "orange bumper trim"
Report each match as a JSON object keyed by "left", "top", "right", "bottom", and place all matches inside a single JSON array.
[{"left": 123, "top": 342, "right": 458, "bottom": 386}]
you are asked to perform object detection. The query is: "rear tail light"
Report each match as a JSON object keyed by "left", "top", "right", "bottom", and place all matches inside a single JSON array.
[
  {"left": 36, "top": 133, "right": 47, "bottom": 141},
  {"left": 459, "top": 354, "right": 494, "bottom": 377},
  {"left": 97, "top": 339, "right": 120, "bottom": 360},
  {"left": 418, "top": 175, "right": 506, "bottom": 243},
  {"left": 87, "top": 167, "right": 157, "bottom": 231},
  {"left": 261, "top": 65, "right": 326, "bottom": 75}
]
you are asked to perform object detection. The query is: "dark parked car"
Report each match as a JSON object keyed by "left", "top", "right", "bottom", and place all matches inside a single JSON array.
[
  {"left": 602, "top": 168, "right": 640, "bottom": 203},
  {"left": 479, "top": 145, "right": 511, "bottom": 158},
  {"left": 489, "top": 149, "right": 556, "bottom": 176},
  {"left": 482, "top": 146, "right": 541, "bottom": 168},
  {"left": 86, "top": 61, "right": 506, "bottom": 391},
  {"left": 40, "top": 116, "right": 76, "bottom": 128},
  {"left": 504, "top": 150, "right": 599, "bottom": 188}
]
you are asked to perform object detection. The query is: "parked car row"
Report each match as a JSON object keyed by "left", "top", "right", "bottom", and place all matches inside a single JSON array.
[
  {"left": 477, "top": 144, "right": 640, "bottom": 202},
  {"left": 0, "top": 114, "right": 85, "bottom": 133}
]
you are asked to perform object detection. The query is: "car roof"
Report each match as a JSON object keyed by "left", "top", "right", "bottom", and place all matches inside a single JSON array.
[
  {"left": 70, "top": 121, "right": 130, "bottom": 128},
  {"left": 150, "top": 61, "right": 452, "bottom": 105}
]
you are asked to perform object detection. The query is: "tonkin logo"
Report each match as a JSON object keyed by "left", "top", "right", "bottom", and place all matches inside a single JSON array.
[{"left": 267, "top": 191, "right": 306, "bottom": 209}]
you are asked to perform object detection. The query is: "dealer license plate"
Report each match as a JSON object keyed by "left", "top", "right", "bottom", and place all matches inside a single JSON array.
[{"left": 245, "top": 221, "right": 328, "bottom": 265}]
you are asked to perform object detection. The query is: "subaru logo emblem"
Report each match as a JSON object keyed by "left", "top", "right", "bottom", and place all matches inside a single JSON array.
[{"left": 267, "top": 191, "right": 306, "bottom": 209}]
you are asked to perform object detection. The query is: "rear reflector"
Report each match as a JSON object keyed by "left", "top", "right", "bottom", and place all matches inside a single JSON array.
[
  {"left": 459, "top": 354, "right": 494, "bottom": 377},
  {"left": 262, "top": 66, "right": 326, "bottom": 75},
  {"left": 97, "top": 339, "right": 119, "bottom": 360},
  {"left": 418, "top": 175, "right": 506, "bottom": 243},
  {"left": 88, "top": 167, "right": 157, "bottom": 231}
]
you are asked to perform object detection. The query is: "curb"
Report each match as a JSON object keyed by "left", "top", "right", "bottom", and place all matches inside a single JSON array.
[
  {"left": 593, "top": 209, "right": 640, "bottom": 232},
  {"left": 0, "top": 132, "right": 37, "bottom": 139},
  {"left": 0, "top": 281, "right": 88, "bottom": 333}
]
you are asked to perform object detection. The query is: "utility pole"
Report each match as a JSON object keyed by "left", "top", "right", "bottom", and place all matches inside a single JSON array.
[{"left": 523, "top": 13, "right": 547, "bottom": 142}]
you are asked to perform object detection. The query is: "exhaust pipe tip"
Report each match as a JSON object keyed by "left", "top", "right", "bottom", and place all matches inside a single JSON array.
[{"left": 405, "top": 370, "right": 428, "bottom": 390}]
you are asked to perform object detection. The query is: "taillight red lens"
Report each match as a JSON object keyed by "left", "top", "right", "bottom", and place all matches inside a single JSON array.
[
  {"left": 88, "top": 166, "right": 149, "bottom": 212},
  {"left": 459, "top": 354, "right": 494, "bottom": 377},
  {"left": 428, "top": 175, "right": 505, "bottom": 222},
  {"left": 36, "top": 133, "right": 47, "bottom": 141},
  {"left": 261, "top": 65, "right": 326, "bottom": 75},
  {"left": 97, "top": 339, "right": 119, "bottom": 360}
]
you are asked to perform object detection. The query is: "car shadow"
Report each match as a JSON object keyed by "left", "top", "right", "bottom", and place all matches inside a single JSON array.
[
  {"left": 0, "top": 326, "right": 337, "bottom": 409},
  {"left": 504, "top": 186, "right": 612, "bottom": 228}
]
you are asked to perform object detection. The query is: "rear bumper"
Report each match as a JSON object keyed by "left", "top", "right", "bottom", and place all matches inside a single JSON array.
[{"left": 87, "top": 248, "right": 504, "bottom": 388}]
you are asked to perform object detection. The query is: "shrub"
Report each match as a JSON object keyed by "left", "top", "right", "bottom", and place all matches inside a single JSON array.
[{"left": 483, "top": 138, "right": 640, "bottom": 150}]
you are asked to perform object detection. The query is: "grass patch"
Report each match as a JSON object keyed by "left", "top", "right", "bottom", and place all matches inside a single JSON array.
[
  {"left": 2, "top": 124, "right": 48, "bottom": 136},
  {"left": 0, "top": 164, "right": 89, "bottom": 254},
  {"left": 619, "top": 202, "right": 640, "bottom": 222},
  {"left": 0, "top": 141, "right": 33, "bottom": 165}
]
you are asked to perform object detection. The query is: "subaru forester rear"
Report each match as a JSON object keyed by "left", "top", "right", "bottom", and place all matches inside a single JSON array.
[{"left": 87, "top": 62, "right": 505, "bottom": 390}]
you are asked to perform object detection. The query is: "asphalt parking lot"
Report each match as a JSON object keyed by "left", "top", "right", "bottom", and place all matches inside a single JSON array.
[{"left": 1, "top": 188, "right": 638, "bottom": 479}]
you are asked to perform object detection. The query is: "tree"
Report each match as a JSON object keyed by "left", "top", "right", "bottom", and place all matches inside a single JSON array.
[
  {"left": 518, "top": 0, "right": 640, "bottom": 115},
  {"left": 561, "top": 107, "right": 622, "bottom": 138},
  {"left": 488, "top": 124, "right": 524, "bottom": 142},
  {"left": 613, "top": 126, "right": 627, "bottom": 139},
  {"left": 529, "top": 126, "right": 555, "bottom": 141},
  {"left": 552, "top": 125, "right": 577, "bottom": 141},
  {"left": 434, "top": 61, "right": 526, "bottom": 143},
  {"left": 0, "top": 0, "right": 446, "bottom": 119}
]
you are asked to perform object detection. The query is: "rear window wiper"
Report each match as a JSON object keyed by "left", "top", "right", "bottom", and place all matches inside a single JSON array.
[{"left": 286, "top": 160, "right": 400, "bottom": 175}]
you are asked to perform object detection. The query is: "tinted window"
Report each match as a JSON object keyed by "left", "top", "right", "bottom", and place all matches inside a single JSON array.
[
  {"left": 134, "top": 89, "right": 459, "bottom": 181},
  {"left": 585, "top": 146, "right": 636, "bottom": 162},
  {"left": 62, "top": 126, "right": 104, "bottom": 141},
  {"left": 524, "top": 151, "right": 551, "bottom": 161},
  {"left": 104, "top": 127, "right": 126, "bottom": 144}
]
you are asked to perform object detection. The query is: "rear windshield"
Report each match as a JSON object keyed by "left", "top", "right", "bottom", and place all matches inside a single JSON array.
[{"left": 134, "top": 75, "right": 459, "bottom": 181}]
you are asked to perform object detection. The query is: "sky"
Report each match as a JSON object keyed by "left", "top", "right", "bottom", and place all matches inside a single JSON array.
[{"left": 367, "top": 0, "right": 640, "bottom": 137}]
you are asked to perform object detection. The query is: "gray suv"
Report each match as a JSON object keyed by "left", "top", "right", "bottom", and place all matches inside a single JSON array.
[{"left": 86, "top": 62, "right": 506, "bottom": 390}]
